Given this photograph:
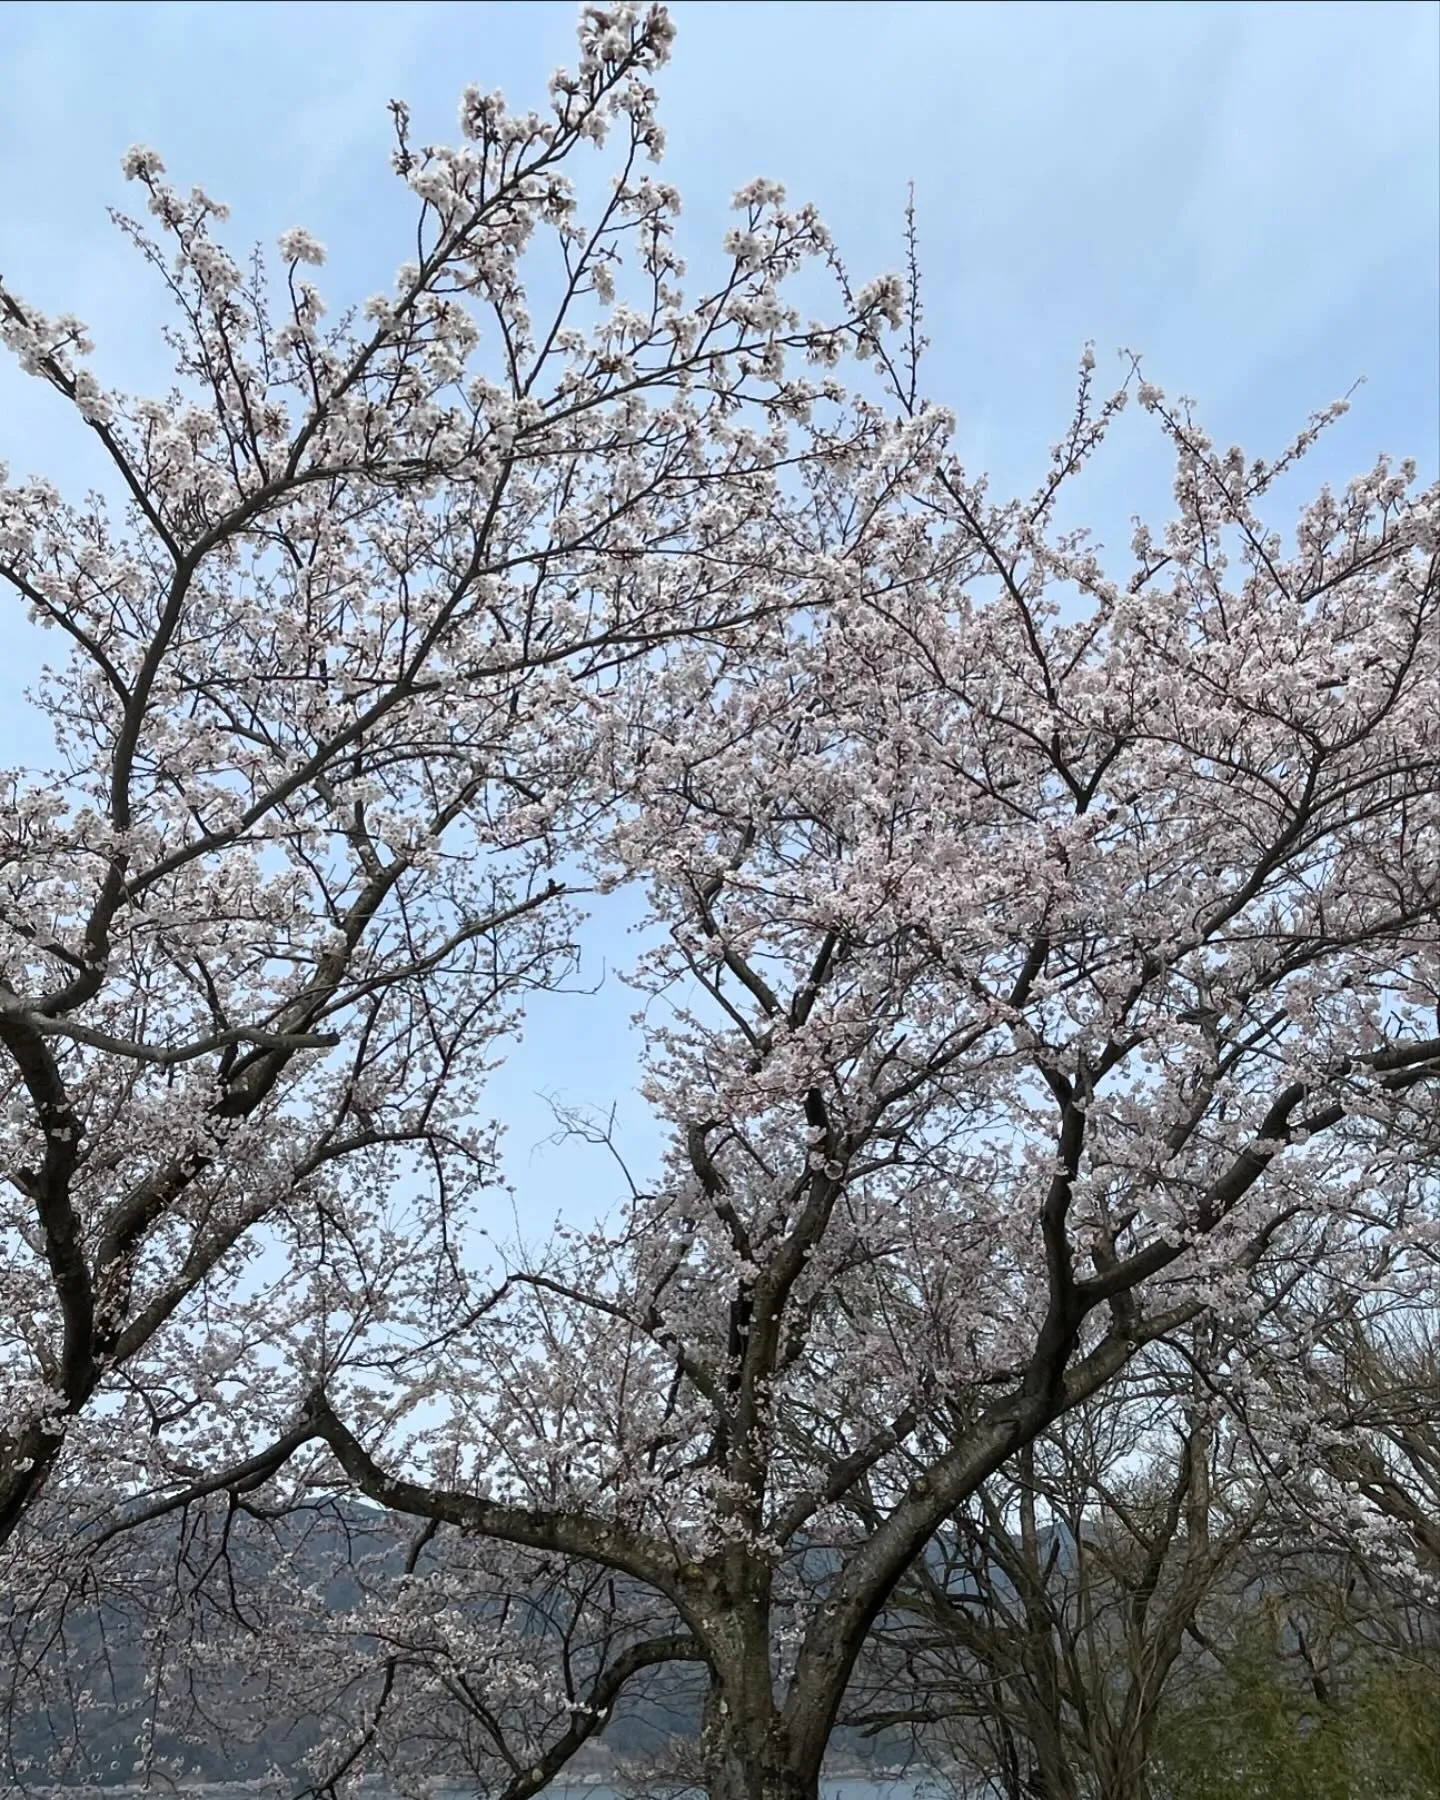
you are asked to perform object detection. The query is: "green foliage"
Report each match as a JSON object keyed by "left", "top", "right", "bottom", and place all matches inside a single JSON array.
[{"left": 1150, "top": 1619, "right": 1440, "bottom": 1800}]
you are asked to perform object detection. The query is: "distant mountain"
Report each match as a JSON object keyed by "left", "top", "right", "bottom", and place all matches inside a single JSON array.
[{"left": 6, "top": 1505, "right": 919, "bottom": 1790}]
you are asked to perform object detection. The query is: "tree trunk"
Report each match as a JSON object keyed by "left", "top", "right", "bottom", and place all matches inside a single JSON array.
[
  {"left": 1026, "top": 1746, "right": 1083, "bottom": 1800},
  {"left": 0, "top": 1423, "right": 65, "bottom": 1547},
  {"left": 700, "top": 1676, "right": 820, "bottom": 1800},
  {"left": 1095, "top": 1742, "right": 1154, "bottom": 1800},
  {"left": 1009, "top": 1679, "right": 1082, "bottom": 1800}
]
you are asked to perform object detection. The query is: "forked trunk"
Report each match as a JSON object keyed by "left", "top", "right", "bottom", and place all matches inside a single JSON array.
[
  {"left": 1094, "top": 1750, "right": 1154, "bottom": 1800},
  {"left": 700, "top": 1674, "right": 821, "bottom": 1800}
]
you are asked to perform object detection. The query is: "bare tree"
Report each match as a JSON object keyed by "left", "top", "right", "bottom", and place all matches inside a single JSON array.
[{"left": 845, "top": 1342, "right": 1268, "bottom": 1800}]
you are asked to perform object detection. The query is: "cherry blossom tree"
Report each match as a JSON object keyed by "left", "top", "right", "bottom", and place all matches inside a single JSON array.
[
  {"left": 0, "top": 0, "right": 894, "bottom": 1554},
  {"left": 1224, "top": 1239, "right": 1440, "bottom": 1577},
  {"left": 295, "top": 347, "right": 1439, "bottom": 1800},
  {"left": 4, "top": 8, "right": 1436, "bottom": 1793},
  {"left": 4, "top": 1497, "right": 699, "bottom": 1796},
  {"left": 1305, "top": 1306, "right": 1440, "bottom": 1573}
]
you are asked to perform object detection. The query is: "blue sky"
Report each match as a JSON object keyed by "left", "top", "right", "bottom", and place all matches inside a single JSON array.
[{"left": 1, "top": 0, "right": 1436, "bottom": 1226}]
